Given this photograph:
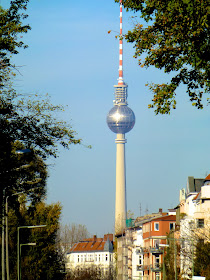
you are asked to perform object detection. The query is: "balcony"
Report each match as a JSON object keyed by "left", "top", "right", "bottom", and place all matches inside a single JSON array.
[
  {"left": 150, "top": 264, "right": 161, "bottom": 272},
  {"left": 136, "top": 248, "right": 148, "bottom": 255},
  {"left": 150, "top": 247, "right": 163, "bottom": 255},
  {"left": 136, "top": 265, "right": 149, "bottom": 271}
]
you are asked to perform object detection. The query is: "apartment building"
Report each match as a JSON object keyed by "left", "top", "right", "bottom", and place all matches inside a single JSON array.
[
  {"left": 117, "top": 209, "right": 176, "bottom": 280},
  {"left": 177, "top": 175, "right": 210, "bottom": 278},
  {"left": 140, "top": 211, "right": 176, "bottom": 280}
]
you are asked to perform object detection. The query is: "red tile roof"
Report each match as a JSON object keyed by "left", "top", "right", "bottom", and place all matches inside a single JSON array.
[
  {"left": 150, "top": 214, "right": 176, "bottom": 222},
  {"left": 205, "top": 174, "right": 210, "bottom": 181},
  {"left": 193, "top": 192, "right": 200, "bottom": 200},
  {"left": 68, "top": 234, "right": 114, "bottom": 253}
]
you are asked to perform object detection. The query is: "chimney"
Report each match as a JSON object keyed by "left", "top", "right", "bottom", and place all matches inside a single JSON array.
[
  {"left": 93, "top": 235, "right": 97, "bottom": 242},
  {"left": 159, "top": 208, "right": 162, "bottom": 213},
  {"left": 104, "top": 234, "right": 113, "bottom": 241}
]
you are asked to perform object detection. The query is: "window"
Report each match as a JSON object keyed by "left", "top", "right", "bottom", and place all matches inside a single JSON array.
[
  {"left": 81, "top": 255, "right": 83, "bottom": 262},
  {"left": 78, "top": 255, "right": 79, "bottom": 262},
  {"left": 170, "top": 223, "right": 175, "bottom": 230},
  {"left": 139, "top": 256, "right": 142, "bottom": 265},
  {"left": 105, "top": 254, "right": 108, "bottom": 261},
  {"left": 154, "top": 222, "right": 159, "bottom": 231},
  {"left": 181, "top": 240, "right": 185, "bottom": 249},
  {"left": 155, "top": 256, "right": 160, "bottom": 268},
  {"left": 154, "top": 240, "right": 160, "bottom": 248},
  {"left": 156, "top": 273, "right": 160, "bottom": 280},
  {"left": 99, "top": 254, "right": 100, "bottom": 262},
  {"left": 197, "top": 219, "right": 204, "bottom": 228}
]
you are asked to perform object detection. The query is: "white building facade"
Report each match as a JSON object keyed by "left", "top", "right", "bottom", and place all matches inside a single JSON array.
[
  {"left": 179, "top": 175, "right": 210, "bottom": 278},
  {"left": 66, "top": 234, "right": 115, "bottom": 276}
]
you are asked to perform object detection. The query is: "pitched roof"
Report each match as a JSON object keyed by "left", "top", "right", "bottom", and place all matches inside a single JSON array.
[
  {"left": 135, "top": 213, "right": 166, "bottom": 225},
  {"left": 150, "top": 214, "right": 176, "bottom": 222},
  {"left": 193, "top": 192, "right": 201, "bottom": 201},
  {"left": 205, "top": 174, "right": 210, "bottom": 181},
  {"left": 67, "top": 234, "right": 114, "bottom": 254}
]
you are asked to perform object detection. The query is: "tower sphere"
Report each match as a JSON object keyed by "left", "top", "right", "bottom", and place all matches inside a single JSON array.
[{"left": 107, "top": 105, "right": 135, "bottom": 134}]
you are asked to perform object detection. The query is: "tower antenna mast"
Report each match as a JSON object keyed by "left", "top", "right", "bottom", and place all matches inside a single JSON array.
[{"left": 118, "top": 0, "right": 124, "bottom": 86}]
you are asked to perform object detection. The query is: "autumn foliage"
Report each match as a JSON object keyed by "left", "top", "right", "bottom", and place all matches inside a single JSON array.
[{"left": 117, "top": 0, "right": 209, "bottom": 114}]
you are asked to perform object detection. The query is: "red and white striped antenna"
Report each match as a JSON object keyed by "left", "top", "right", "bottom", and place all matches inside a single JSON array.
[{"left": 118, "top": 0, "right": 124, "bottom": 85}]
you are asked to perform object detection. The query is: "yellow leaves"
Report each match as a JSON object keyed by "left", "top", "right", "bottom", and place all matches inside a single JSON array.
[{"left": 136, "top": 24, "right": 143, "bottom": 28}]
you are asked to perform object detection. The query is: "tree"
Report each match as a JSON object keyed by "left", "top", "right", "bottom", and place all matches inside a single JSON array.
[
  {"left": 59, "top": 223, "right": 90, "bottom": 253},
  {"left": 0, "top": 0, "right": 81, "bottom": 203},
  {"left": 164, "top": 211, "right": 210, "bottom": 279},
  {"left": 65, "top": 265, "right": 116, "bottom": 280},
  {"left": 0, "top": 0, "right": 31, "bottom": 68},
  {"left": 0, "top": 73, "right": 82, "bottom": 212},
  {"left": 194, "top": 240, "right": 210, "bottom": 280},
  {"left": 116, "top": 0, "right": 210, "bottom": 114},
  {"left": 7, "top": 201, "right": 65, "bottom": 280},
  {"left": 0, "top": 0, "right": 83, "bottom": 279}
]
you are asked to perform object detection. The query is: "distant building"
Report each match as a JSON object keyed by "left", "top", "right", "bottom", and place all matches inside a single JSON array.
[
  {"left": 117, "top": 209, "right": 176, "bottom": 280},
  {"left": 66, "top": 234, "right": 115, "bottom": 276}
]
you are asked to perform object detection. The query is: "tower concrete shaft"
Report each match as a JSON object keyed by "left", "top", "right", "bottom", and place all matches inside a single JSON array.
[{"left": 115, "top": 133, "right": 127, "bottom": 235}]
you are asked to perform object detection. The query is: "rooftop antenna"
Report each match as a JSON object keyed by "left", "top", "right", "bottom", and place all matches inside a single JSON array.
[
  {"left": 139, "top": 203, "right": 142, "bottom": 217},
  {"left": 145, "top": 205, "right": 149, "bottom": 215}
]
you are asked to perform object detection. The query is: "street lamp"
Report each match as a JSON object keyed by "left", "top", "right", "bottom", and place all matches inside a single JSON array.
[
  {"left": 15, "top": 149, "right": 31, "bottom": 155},
  {"left": 17, "top": 225, "right": 46, "bottom": 280},
  {"left": 5, "top": 182, "right": 42, "bottom": 280},
  {"left": 5, "top": 191, "right": 26, "bottom": 280},
  {"left": 1, "top": 148, "right": 31, "bottom": 280},
  {"left": 20, "top": 243, "right": 36, "bottom": 280}
]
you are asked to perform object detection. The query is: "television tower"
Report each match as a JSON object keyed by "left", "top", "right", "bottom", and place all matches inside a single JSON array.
[{"left": 107, "top": 0, "right": 135, "bottom": 236}]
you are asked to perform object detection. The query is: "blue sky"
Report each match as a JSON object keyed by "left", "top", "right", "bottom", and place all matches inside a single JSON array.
[{"left": 2, "top": 0, "right": 210, "bottom": 236}]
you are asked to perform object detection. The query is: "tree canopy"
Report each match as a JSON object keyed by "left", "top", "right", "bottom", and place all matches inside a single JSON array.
[
  {"left": 0, "top": 0, "right": 31, "bottom": 67},
  {"left": 0, "top": 0, "right": 82, "bottom": 278},
  {"left": 0, "top": 0, "right": 81, "bottom": 203},
  {"left": 59, "top": 223, "right": 90, "bottom": 253},
  {"left": 117, "top": 0, "right": 210, "bottom": 114},
  {"left": 194, "top": 240, "right": 210, "bottom": 280},
  {"left": 7, "top": 201, "right": 65, "bottom": 280}
]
